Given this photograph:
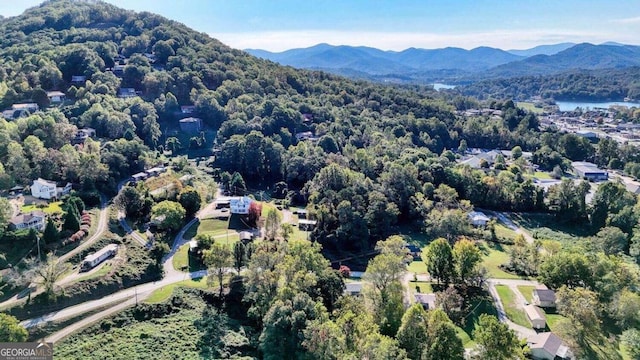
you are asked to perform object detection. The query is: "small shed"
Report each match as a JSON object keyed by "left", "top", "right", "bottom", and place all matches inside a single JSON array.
[
  {"left": 189, "top": 240, "right": 198, "bottom": 253},
  {"left": 298, "top": 219, "right": 317, "bottom": 231},
  {"left": 533, "top": 289, "right": 557, "bottom": 308},
  {"left": 524, "top": 305, "right": 546, "bottom": 329},
  {"left": 468, "top": 211, "right": 490, "bottom": 227}
]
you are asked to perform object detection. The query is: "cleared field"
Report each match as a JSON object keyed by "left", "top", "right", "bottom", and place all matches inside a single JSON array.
[
  {"left": 407, "top": 260, "right": 428, "bottom": 275},
  {"left": 477, "top": 241, "right": 521, "bottom": 279},
  {"left": 21, "top": 201, "right": 63, "bottom": 214},
  {"left": 408, "top": 281, "right": 432, "bottom": 294},
  {"left": 145, "top": 277, "right": 209, "bottom": 303},
  {"left": 516, "top": 101, "right": 545, "bottom": 114}
]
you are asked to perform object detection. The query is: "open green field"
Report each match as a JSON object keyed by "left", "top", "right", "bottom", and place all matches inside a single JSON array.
[
  {"left": 145, "top": 277, "right": 210, "bottom": 304},
  {"left": 516, "top": 101, "right": 545, "bottom": 114},
  {"left": 408, "top": 260, "right": 428, "bottom": 275},
  {"left": 74, "top": 263, "right": 112, "bottom": 283},
  {"left": 477, "top": 241, "right": 521, "bottom": 279},
  {"left": 495, "top": 285, "right": 529, "bottom": 328},
  {"left": 408, "top": 281, "right": 433, "bottom": 294},
  {"left": 517, "top": 285, "right": 536, "bottom": 303},
  {"left": 508, "top": 213, "right": 593, "bottom": 244},
  {"left": 456, "top": 326, "right": 475, "bottom": 349},
  {"left": 462, "top": 297, "right": 498, "bottom": 344},
  {"left": 21, "top": 201, "right": 63, "bottom": 214}
]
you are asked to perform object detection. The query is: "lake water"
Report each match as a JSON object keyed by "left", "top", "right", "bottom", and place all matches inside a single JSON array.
[
  {"left": 432, "top": 83, "right": 456, "bottom": 91},
  {"left": 556, "top": 100, "right": 640, "bottom": 112}
]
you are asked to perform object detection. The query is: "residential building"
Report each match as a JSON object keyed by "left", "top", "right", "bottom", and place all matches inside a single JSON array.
[
  {"left": 130, "top": 172, "right": 149, "bottom": 183},
  {"left": 12, "top": 103, "right": 39, "bottom": 112},
  {"left": 528, "top": 332, "right": 574, "bottom": 360},
  {"left": 71, "top": 128, "right": 96, "bottom": 145},
  {"left": 46, "top": 91, "right": 66, "bottom": 103},
  {"left": 9, "top": 211, "right": 46, "bottom": 231},
  {"left": 533, "top": 289, "right": 557, "bottom": 308},
  {"left": 230, "top": 196, "right": 253, "bottom": 214},
  {"left": 298, "top": 219, "right": 317, "bottom": 231},
  {"left": 524, "top": 304, "right": 546, "bottom": 329},
  {"left": 179, "top": 117, "right": 202, "bottom": 133},
  {"left": 31, "top": 178, "right": 71, "bottom": 199},
  {"left": 71, "top": 75, "right": 86, "bottom": 83},
  {"left": 468, "top": 211, "right": 490, "bottom": 227},
  {"left": 117, "top": 87, "right": 137, "bottom": 98},
  {"left": 572, "top": 161, "right": 608, "bottom": 181},
  {"left": 180, "top": 105, "right": 197, "bottom": 114},
  {"left": 344, "top": 282, "right": 362, "bottom": 296},
  {"left": 415, "top": 293, "right": 437, "bottom": 310}
]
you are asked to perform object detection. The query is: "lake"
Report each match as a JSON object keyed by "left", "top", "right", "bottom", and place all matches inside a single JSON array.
[
  {"left": 432, "top": 83, "right": 456, "bottom": 91},
  {"left": 556, "top": 100, "right": 640, "bottom": 112}
]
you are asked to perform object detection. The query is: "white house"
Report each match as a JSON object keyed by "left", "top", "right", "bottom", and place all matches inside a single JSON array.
[
  {"left": 230, "top": 196, "right": 253, "bottom": 214},
  {"left": 528, "top": 332, "right": 573, "bottom": 360},
  {"left": 9, "top": 211, "right": 46, "bottom": 231},
  {"left": 533, "top": 289, "right": 557, "bottom": 308},
  {"left": 46, "top": 91, "right": 66, "bottom": 103},
  {"left": 344, "top": 282, "right": 363, "bottom": 296},
  {"left": 31, "top": 178, "right": 71, "bottom": 199},
  {"left": 524, "top": 304, "right": 546, "bottom": 329},
  {"left": 468, "top": 211, "right": 490, "bottom": 227}
]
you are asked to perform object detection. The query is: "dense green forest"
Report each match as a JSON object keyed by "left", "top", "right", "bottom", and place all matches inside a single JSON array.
[
  {"left": 1, "top": 1, "right": 640, "bottom": 359},
  {"left": 459, "top": 67, "right": 640, "bottom": 101}
]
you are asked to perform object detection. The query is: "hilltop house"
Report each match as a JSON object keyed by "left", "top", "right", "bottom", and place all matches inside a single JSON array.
[
  {"left": 46, "top": 91, "right": 66, "bottom": 103},
  {"left": 9, "top": 211, "right": 46, "bottom": 231},
  {"left": 230, "top": 196, "right": 253, "bottom": 214},
  {"left": 468, "top": 211, "right": 490, "bottom": 227},
  {"left": 31, "top": 178, "right": 72, "bottom": 200},
  {"left": 528, "top": 332, "right": 574, "bottom": 360}
]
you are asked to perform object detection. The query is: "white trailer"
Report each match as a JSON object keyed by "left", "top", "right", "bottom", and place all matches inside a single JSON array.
[{"left": 81, "top": 244, "right": 118, "bottom": 271}]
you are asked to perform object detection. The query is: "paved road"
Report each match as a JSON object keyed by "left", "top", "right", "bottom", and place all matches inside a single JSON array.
[
  {"left": 486, "top": 278, "right": 540, "bottom": 340},
  {"left": 118, "top": 210, "right": 148, "bottom": 247}
]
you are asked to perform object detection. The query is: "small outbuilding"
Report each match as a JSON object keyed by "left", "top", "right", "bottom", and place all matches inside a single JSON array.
[
  {"left": 46, "top": 91, "right": 66, "bottom": 103},
  {"left": 179, "top": 117, "right": 202, "bottom": 134},
  {"left": 533, "top": 289, "right": 557, "bottom": 308},
  {"left": 468, "top": 211, "right": 490, "bottom": 227},
  {"left": 344, "top": 282, "right": 363, "bottom": 296},
  {"left": 524, "top": 304, "right": 546, "bottom": 329},
  {"left": 415, "top": 293, "right": 437, "bottom": 310}
]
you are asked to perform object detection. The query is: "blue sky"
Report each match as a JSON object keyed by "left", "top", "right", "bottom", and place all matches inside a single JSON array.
[{"left": 2, "top": 1, "right": 640, "bottom": 51}]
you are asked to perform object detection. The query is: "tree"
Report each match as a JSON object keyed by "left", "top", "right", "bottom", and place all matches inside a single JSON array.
[
  {"left": 538, "top": 252, "right": 594, "bottom": 290},
  {"left": 314, "top": 269, "right": 345, "bottom": 312},
  {"left": 0, "top": 198, "right": 11, "bottom": 238},
  {"left": 178, "top": 186, "right": 201, "bottom": 217},
  {"left": 232, "top": 241, "right": 246, "bottom": 274},
  {"left": 621, "top": 329, "right": 640, "bottom": 360},
  {"left": 555, "top": 286, "right": 603, "bottom": 355},
  {"left": 610, "top": 289, "right": 640, "bottom": 330},
  {"left": 203, "top": 243, "right": 233, "bottom": 297},
  {"left": 424, "top": 238, "right": 455, "bottom": 286},
  {"left": 472, "top": 314, "right": 523, "bottom": 360},
  {"left": 264, "top": 208, "right": 281, "bottom": 241},
  {"left": 259, "top": 292, "right": 324, "bottom": 360},
  {"left": 511, "top": 146, "right": 523, "bottom": 160},
  {"left": 0, "top": 313, "right": 28, "bottom": 342},
  {"left": 195, "top": 233, "right": 215, "bottom": 251},
  {"left": 453, "top": 238, "right": 481, "bottom": 284},
  {"left": 247, "top": 202, "right": 262, "bottom": 228},
  {"left": 363, "top": 236, "right": 410, "bottom": 336},
  {"left": 42, "top": 217, "right": 59, "bottom": 245},
  {"left": 24, "top": 254, "right": 69, "bottom": 301},
  {"left": 62, "top": 202, "right": 80, "bottom": 232},
  {"left": 115, "top": 185, "right": 145, "bottom": 218},
  {"left": 423, "top": 309, "right": 464, "bottom": 360},
  {"left": 229, "top": 172, "right": 246, "bottom": 195},
  {"left": 594, "top": 226, "right": 627, "bottom": 255},
  {"left": 435, "top": 287, "right": 464, "bottom": 324},
  {"left": 303, "top": 319, "right": 345, "bottom": 360},
  {"left": 151, "top": 200, "right": 186, "bottom": 232},
  {"left": 396, "top": 303, "right": 429, "bottom": 359}
]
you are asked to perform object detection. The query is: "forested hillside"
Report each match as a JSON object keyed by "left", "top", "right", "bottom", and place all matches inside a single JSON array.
[{"left": 0, "top": 0, "right": 545, "bottom": 252}]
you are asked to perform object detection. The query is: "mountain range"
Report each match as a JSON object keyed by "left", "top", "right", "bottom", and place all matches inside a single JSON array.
[{"left": 245, "top": 42, "right": 640, "bottom": 83}]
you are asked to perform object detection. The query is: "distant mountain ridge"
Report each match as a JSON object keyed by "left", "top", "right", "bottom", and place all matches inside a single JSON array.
[{"left": 245, "top": 42, "right": 640, "bottom": 83}]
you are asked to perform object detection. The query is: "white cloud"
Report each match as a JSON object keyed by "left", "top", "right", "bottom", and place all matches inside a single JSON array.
[
  {"left": 212, "top": 29, "right": 638, "bottom": 52},
  {"left": 612, "top": 16, "right": 640, "bottom": 24}
]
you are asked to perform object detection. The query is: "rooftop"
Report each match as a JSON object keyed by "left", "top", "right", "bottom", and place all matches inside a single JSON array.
[{"left": 533, "top": 289, "right": 556, "bottom": 303}]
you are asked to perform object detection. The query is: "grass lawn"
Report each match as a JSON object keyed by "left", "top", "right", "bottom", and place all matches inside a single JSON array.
[
  {"left": 495, "top": 285, "right": 530, "bottom": 328},
  {"left": 516, "top": 101, "right": 545, "bottom": 114},
  {"left": 477, "top": 241, "right": 521, "bottom": 279},
  {"left": 21, "top": 201, "right": 63, "bottom": 214},
  {"left": 75, "top": 263, "right": 112, "bottom": 283},
  {"left": 172, "top": 243, "right": 206, "bottom": 272},
  {"left": 456, "top": 326, "right": 476, "bottom": 349},
  {"left": 462, "top": 297, "right": 498, "bottom": 342},
  {"left": 494, "top": 224, "right": 518, "bottom": 241},
  {"left": 392, "top": 225, "right": 431, "bottom": 246},
  {"left": 542, "top": 310, "right": 567, "bottom": 332},
  {"left": 408, "top": 281, "right": 433, "bottom": 294},
  {"left": 517, "top": 285, "right": 536, "bottom": 303},
  {"left": 145, "top": 277, "right": 209, "bottom": 304},
  {"left": 407, "top": 260, "right": 428, "bottom": 275},
  {"left": 533, "top": 171, "right": 552, "bottom": 179},
  {"left": 184, "top": 217, "right": 230, "bottom": 240}
]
